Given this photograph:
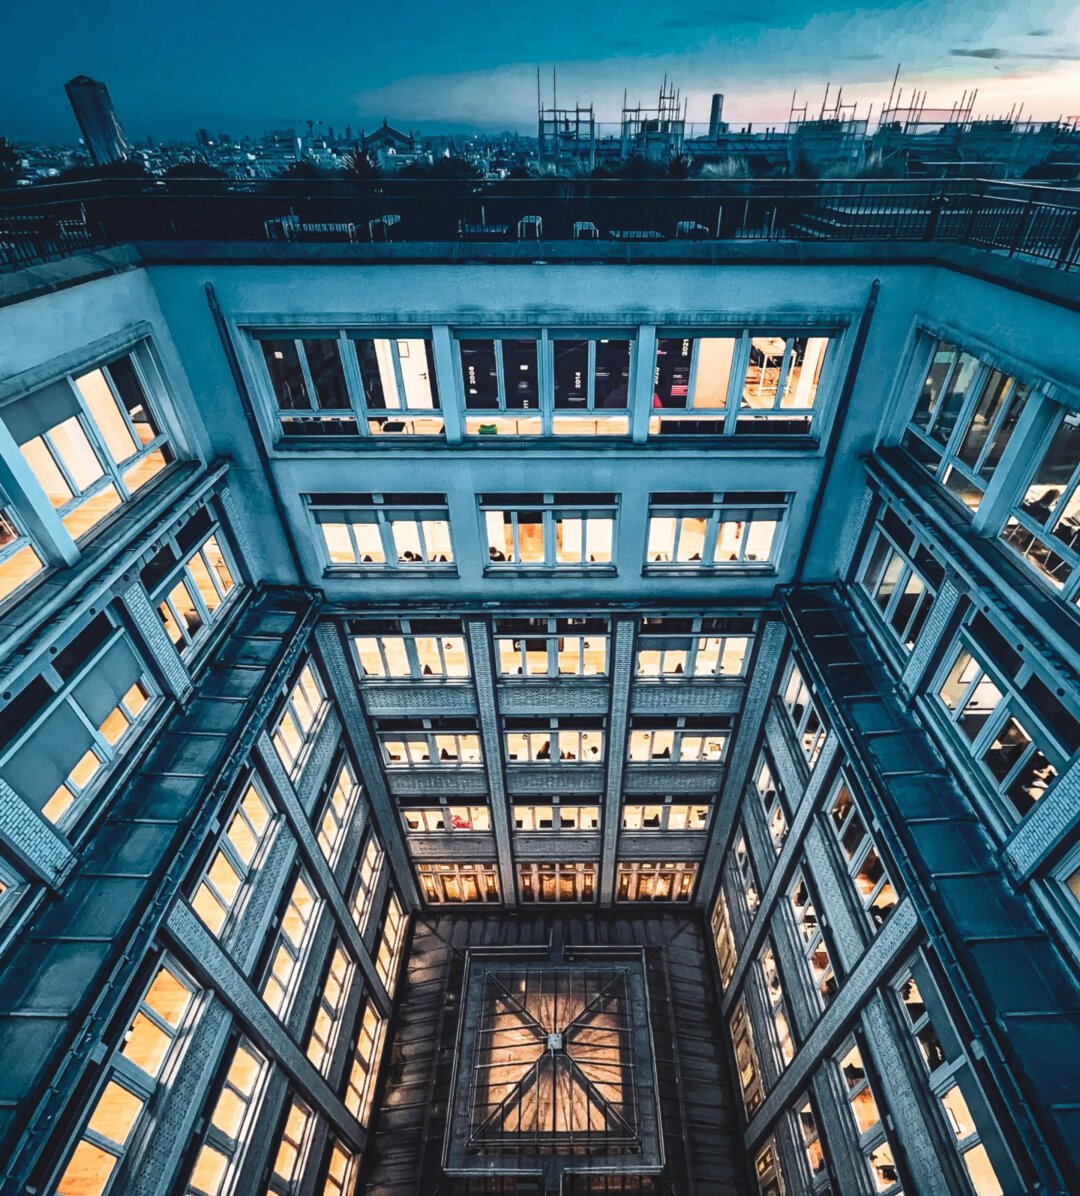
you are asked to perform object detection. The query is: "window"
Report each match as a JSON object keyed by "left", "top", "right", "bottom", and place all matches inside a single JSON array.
[
  {"left": 262, "top": 873, "right": 321, "bottom": 1018},
  {"left": 636, "top": 615, "right": 754, "bottom": 678},
  {"left": 271, "top": 663, "right": 329, "bottom": 778},
  {"left": 417, "top": 862, "right": 500, "bottom": 903},
  {"left": 654, "top": 332, "right": 830, "bottom": 436},
  {"left": 730, "top": 999, "right": 763, "bottom": 1117},
  {"left": 494, "top": 616, "right": 608, "bottom": 677},
  {"left": 645, "top": 491, "right": 786, "bottom": 569},
  {"left": 10, "top": 352, "right": 173, "bottom": 542},
  {"left": 733, "top": 831, "right": 760, "bottom": 917},
  {"left": 344, "top": 998, "right": 386, "bottom": 1126},
  {"left": 184, "top": 1041, "right": 267, "bottom": 1196},
  {"left": 481, "top": 492, "right": 616, "bottom": 568},
  {"left": 54, "top": 962, "right": 197, "bottom": 1196},
  {"left": 514, "top": 803, "right": 600, "bottom": 831},
  {"left": 0, "top": 857, "right": 27, "bottom": 928},
  {"left": 315, "top": 760, "right": 361, "bottom": 866},
  {"left": 321, "top": 1143, "right": 360, "bottom": 1196},
  {"left": 458, "top": 334, "right": 632, "bottom": 436},
  {"left": 310, "top": 493, "right": 453, "bottom": 570},
  {"left": 518, "top": 862, "right": 597, "bottom": 902},
  {"left": 827, "top": 777, "right": 899, "bottom": 930},
  {"left": 754, "top": 753, "right": 789, "bottom": 854},
  {"left": 628, "top": 716, "right": 729, "bottom": 763},
  {"left": 621, "top": 802, "right": 709, "bottom": 832},
  {"left": 306, "top": 945, "right": 353, "bottom": 1075},
  {"left": 793, "top": 1097, "right": 832, "bottom": 1193},
  {"left": 998, "top": 405, "right": 1080, "bottom": 605},
  {"left": 902, "top": 339, "right": 1030, "bottom": 514},
  {"left": 781, "top": 659, "right": 828, "bottom": 768},
  {"left": 143, "top": 512, "right": 237, "bottom": 656},
  {"left": 896, "top": 961, "right": 1007, "bottom": 1196},
  {"left": 789, "top": 871, "right": 838, "bottom": 1009},
  {"left": 0, "top": 501, "right": 44, "bottom": 607},
  {"left": 266, "top": 1098, "right": 315, "bottom": 1196},
  {"left": 935, "top": 620, "right": 1076, "bottom": 820},
  {"left": 377, "top": 718, "right": 482, "bottom": 767},
  {"left": 712, "top": 890, "right": 738, "bottom": 987},
  {"left": 504, "top": 718, "right": 604, "bottom": 764},
  {"left": 616, "top": 861, "right": 697, "bottom": 902},
  {"left": 755, "top": 1139, "right": 785, "bottom": 1196},
  {"left": 759, "top": 942, "right": 795, "bottom": 1070},
  {"left": 348, "top": 835, "right": 383, "bottom": 934},
  {"left": 190, "top": 781, "right": 277, "bottom": 937},
  {"left": 402, "top": 804, "right": 492, "bottom": 833},
  {"left": 352, "top": 618, "right": 468, "bottom": 679},
  {"left": 0, "top": 614, "right": 155, "bottom": 829},
  {"left": 375, "top": 892, "right": 406, "bottom": 993},
  {"left": 859, "top": 507, "right": 943, "bottom": 652},
  {"left": 258, "top": 333, "right": 442, "bottom": 437},
  {"left": 836, "top": 1040, "right": 904, "bottom": 1195}
]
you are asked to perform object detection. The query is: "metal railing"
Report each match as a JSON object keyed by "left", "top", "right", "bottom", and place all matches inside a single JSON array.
[{"left": 1, "top": 177, "right": 1077, "bottom": 272}]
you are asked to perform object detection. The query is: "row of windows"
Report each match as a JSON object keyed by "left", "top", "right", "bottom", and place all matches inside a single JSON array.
[
  {"left": 351, "top": 614, "right": 756, "bottom": 680},
  {"left": 310, "top": 491, "right": 789, "bottom": 573},
  {"left": 254, "top": 328, "right": 835, "bottom": 440},
  {"left": 415, "top": 860, "right": 700, "bottom": 904},
  {"left": 399, "top": 801, "right": 712, "bottom": 834}
]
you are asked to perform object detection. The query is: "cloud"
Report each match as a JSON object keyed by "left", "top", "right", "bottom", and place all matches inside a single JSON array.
[
  {"left": 1027, "top": 28, "right": 1052, "bottom": 36},
  {"left": 950, "top": 45, "right": 1080, "bottom": 62},
  {"left": 950, "top": 47, "right": 1007, "bottom": 58}
]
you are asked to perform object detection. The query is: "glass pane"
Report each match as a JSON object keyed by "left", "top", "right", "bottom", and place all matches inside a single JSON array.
[
  {"left": 77, "top": 369, "right": 137, "bottom": 463},
  {"left": 261, "top": 340, "right": 309, "bottom": 410},
  {"left": 397, "top": 340, "right": 438, "bottom": 408},
  {"left": 56, "top": 1139, "right": 118, "bottom": 1196},
  {"left": 553, "top": 340, "right": 590, "bottom": 407},
  {"left": 503, "top": 339, "right": 539, "bottom": 409},
  {"left": 20, "top": 437, "right": 73, "bottom": 506},
  {"left": 51, "top": 417, "right": 105, "bottom": 491},
  {"left": 594, "top": 339, "right": 631, "bottom": 406},
  {"left": 303, "top": 340, "right": 349, "bottom": 410}
]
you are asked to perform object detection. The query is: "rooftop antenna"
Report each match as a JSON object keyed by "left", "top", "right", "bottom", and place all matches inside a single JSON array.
[
  {"left": 820, "top": 83, "right": 830, "bottom": 121},
  {"left": 884, "top": 63, "right": 900, "bottom": 124}
]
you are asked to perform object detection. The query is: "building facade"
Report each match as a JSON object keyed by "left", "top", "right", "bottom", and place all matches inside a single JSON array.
[{"left": 0, "top": 223, "right": 1077, "bottom": 1195}]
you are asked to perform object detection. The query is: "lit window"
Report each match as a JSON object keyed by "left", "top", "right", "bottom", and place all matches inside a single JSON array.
[
  {"left": 151, "top": 534, "right": 236, "bottom": 655},
  {"left": 321, "top": 1142, "right": 360, "bottom": 1196},
  {"left": 998, "top": 405, "right": 1080, "bottom": 606},
  {"left": 0, "top": 503, "right": 45, "bottom": 607},
  {"left": 836, "top": 1040, "right": 903, "bottom": 1195},
  {"left": 636, "top": 615, "right": 754, "bottom": 677},
  {"left": 11, "top": 352, "right": 173, "bottom": 542},
  {"left": 518, "top": 862, "right": 597, "bottom": 902},
  {"left": 377, "top": 718, "right": 482, "bottom": 768},
  {"left": 344, "top": 998, "right": 386, "bottom": 1126},
  {"left": 645, "top": 491, "right": 786, "bottom": 569},
  {"left": 0, "top": 615, "right": 156, "bottom": 829},
  {"left": 628, "top": 716, "right": 728, "bottom": 763},
  {"left": 459, "top": 337, "right": 542, "bottom": 435},
  {"left": 935, "top": 625, "right": 1072, "bottom": 820},
  {"left": 504, "top": 718, "right": 604, "bottom": 764},
  {"left": 54, "top": 962, "right": 197, "bottom": 1196},
  {"left": 515, "top": 803, "right": 600, "bottom": 831},
  {"left": 730, "top": 999, "right": 763, "bottom": 1118},
  {"left": 348, "top": 836, "right": 383, "bottom": 934},
  {"left": 494, "top": 616, "right": 609, "bottom": 677},
  {"left": 902, "top": 338, "right": 1031, "bottom": 515},
  {"left": 653, "top": 335, "right": 736, "bottom": 434},
  {"left": 403, "top": 805, "right": 492, "bottom": 833},
  {"left": 352, "top": 618, "right": 468, "bottom": 679},
  {"left": 859, "top": 507, "right": 942, "bottom": 652},
  {"left": 711, "top": 890, "right": 738, "bottom": 987},
  {"left": 616, "top": 861, "right": 697, "bottom": 902},
  {"left": 620, "top": 803, "right": 709, "bottom": 832},
  {"left": 262, "top": 874, "right": 321, "bottom": 1018},
  {"left": 315, "top": 760, "right": 361, "bottom": 865},
  {"left": 827, "top": 777, "right": 899, "bottom": 930},
  {"left": 0, "top": 857, "right": 27, "bottom": 928},
  {"left": 271, "top": 663, "right": 328, "bottom": 778},
  {"left": 781, "top": 659, "right": 828, "bottom": 767},
  {"left": 417, "top": 862, "right": 501, "bottom": 903},
  {"left": 790, "top": 871, "right": 837, "bottom": 1009},
  {"left": 754, "top": 754, "right": 789, "bottom": 854},
  {"left": 258, "top": 333, "right": 442, "bottom": 438},
  {"left": 375, "top": 893, "right": 406, "bottom": 993},
  {"left": 481, "top": 492, "right": 617, "bottom": 568},
  {"left": 310, "top": 493, "right": 453, "bottom": 570},
  {"left": 759, "top": 942, "right": 795, "bottom": 1070},
  {"left": 306, "top": 945, "right": 353, "bottom": 1075},
  {"left": 793, "top": 1096, "right": 831, "bottom": 1191},
  {"left": 733, "top": 831, "right": 759, "bottom": 916},
  {"left": 266, "top": 1098, "right": 315, "bottom": 1196},
  {"left": 190, "top": 782, "right": 276, "bottom": 937},
  {"left": 551, "top": 337, "right": 632, "bottom": 435},
  {"left": 755, "top": 1138, "right": 784, "bottom": 1196},
  {"left": 184, "top": 1040, "right": 267, "bottom": 1196}
]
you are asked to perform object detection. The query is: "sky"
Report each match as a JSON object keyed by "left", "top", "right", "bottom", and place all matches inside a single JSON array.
[{"left": 2, "top": 0, "right": 1079, "bottom": 143}]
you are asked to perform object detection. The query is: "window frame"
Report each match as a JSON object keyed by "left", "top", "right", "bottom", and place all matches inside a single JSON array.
[
  {"left": 627, "top": 715, "right": 729, "bottom": 764},
  {"left": 401, "top": 803, "right": 493, "bottom": 833},
  {"left": 780, "top": 658, "right": 828, "bottom": 769},
  {"left": 644, "top": 491, "right": 788, "bottom": 572},
  {"left": 261, "top": 871, "right": 323, "bottom": 1020},
  {"left": 416, "top": 862, "right": 501, "bottom": 903},
  {"left": 149, "top": 528, "right": 239, "bottom": 659},
  {"left": 620, "top": 800, "right": 711, "bottom": 833},
  {"left": 503, "top": 717, "right": 605, "bottom": 765},
  {"left": 835, "top": 1036, "right": 904, "bottom": 1196},
  {"left": 615, "top": 860, "right": 698, "bottom": 902},
  {"left": 309, "top": 493, "right": 455, "bottom": 573},
  {"left": 857, "top": 507, "right": 942, "bottom": 655},
  {"left": 788, "top": 868, "right": 839, "bottom": 1011},
  {"left": 376, "top": 717, "right": 483, "bottom": 769},
  {"left": 517, "top": 861, "right": 598, "bottom": 903},
  {"left": 493, "top": 615, "right": 610, "bottom": 678},
  {"left": 825, "top": 774, "right": 901, "bottom": 934},
  {"left": 0, "top": 498, "right": 46, "bottom": 609},
  {"left": 635, "top": 614, "right": 755, "bottom": 679},
  {"left": 479, "top": 492, "right": 618, "bottom": 571},
  {"left": 351, "top": 618, "right": 469, "bottom": 681},
  {"left": 271, "top": 662, "right": 330, "bottom": 780}
]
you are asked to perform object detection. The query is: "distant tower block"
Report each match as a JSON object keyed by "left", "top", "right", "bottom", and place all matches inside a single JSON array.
[
  {"left": 64, "top": 75, "right": 129, "bottom": 166},
  {"left": 709, "top": 93, "right": 725, "bottom": 140}
]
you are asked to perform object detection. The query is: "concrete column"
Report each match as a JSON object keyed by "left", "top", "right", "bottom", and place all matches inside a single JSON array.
[{"left": 599, "top": 617, "right": 636, "bottom": 906}]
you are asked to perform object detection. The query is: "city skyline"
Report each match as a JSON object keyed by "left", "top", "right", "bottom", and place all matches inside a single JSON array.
[{"left": 2, "top": 0, "right": 1079, "bottom": 142}]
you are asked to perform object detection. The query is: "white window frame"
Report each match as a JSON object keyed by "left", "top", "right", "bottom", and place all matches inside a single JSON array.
[
  {"left": 309, "top": 493, "right": 454, "bottom": 572},
  {"left": 644, "top": 491, "right": 788, "bottom": 571},
  {"left": 351, "top": 618, "right": 469, "bottom": 680},
  {"left": 480, "top": 492, "right": 618, "bottom": 570},
  {"left": 494, "top": 615, "right": 609, "bottom": 677}
]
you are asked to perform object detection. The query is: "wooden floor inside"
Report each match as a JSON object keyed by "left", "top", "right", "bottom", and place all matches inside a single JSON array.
[{"left": 364, "top": 911, "right": 751, "bottom": 1196}]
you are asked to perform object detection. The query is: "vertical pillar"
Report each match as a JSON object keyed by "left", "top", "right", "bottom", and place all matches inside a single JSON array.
[{"left": 599, "top": 617, "right": 636, "bottom": 906}]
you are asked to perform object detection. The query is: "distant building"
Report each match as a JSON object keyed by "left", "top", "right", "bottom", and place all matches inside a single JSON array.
[{"left": 63, "top": 75, "right": 129, "bottom": 165}]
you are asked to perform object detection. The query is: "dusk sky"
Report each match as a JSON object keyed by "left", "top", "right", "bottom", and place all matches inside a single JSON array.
[{"left": 3, "top": 0, "right": 1079, "bottom": 142}]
